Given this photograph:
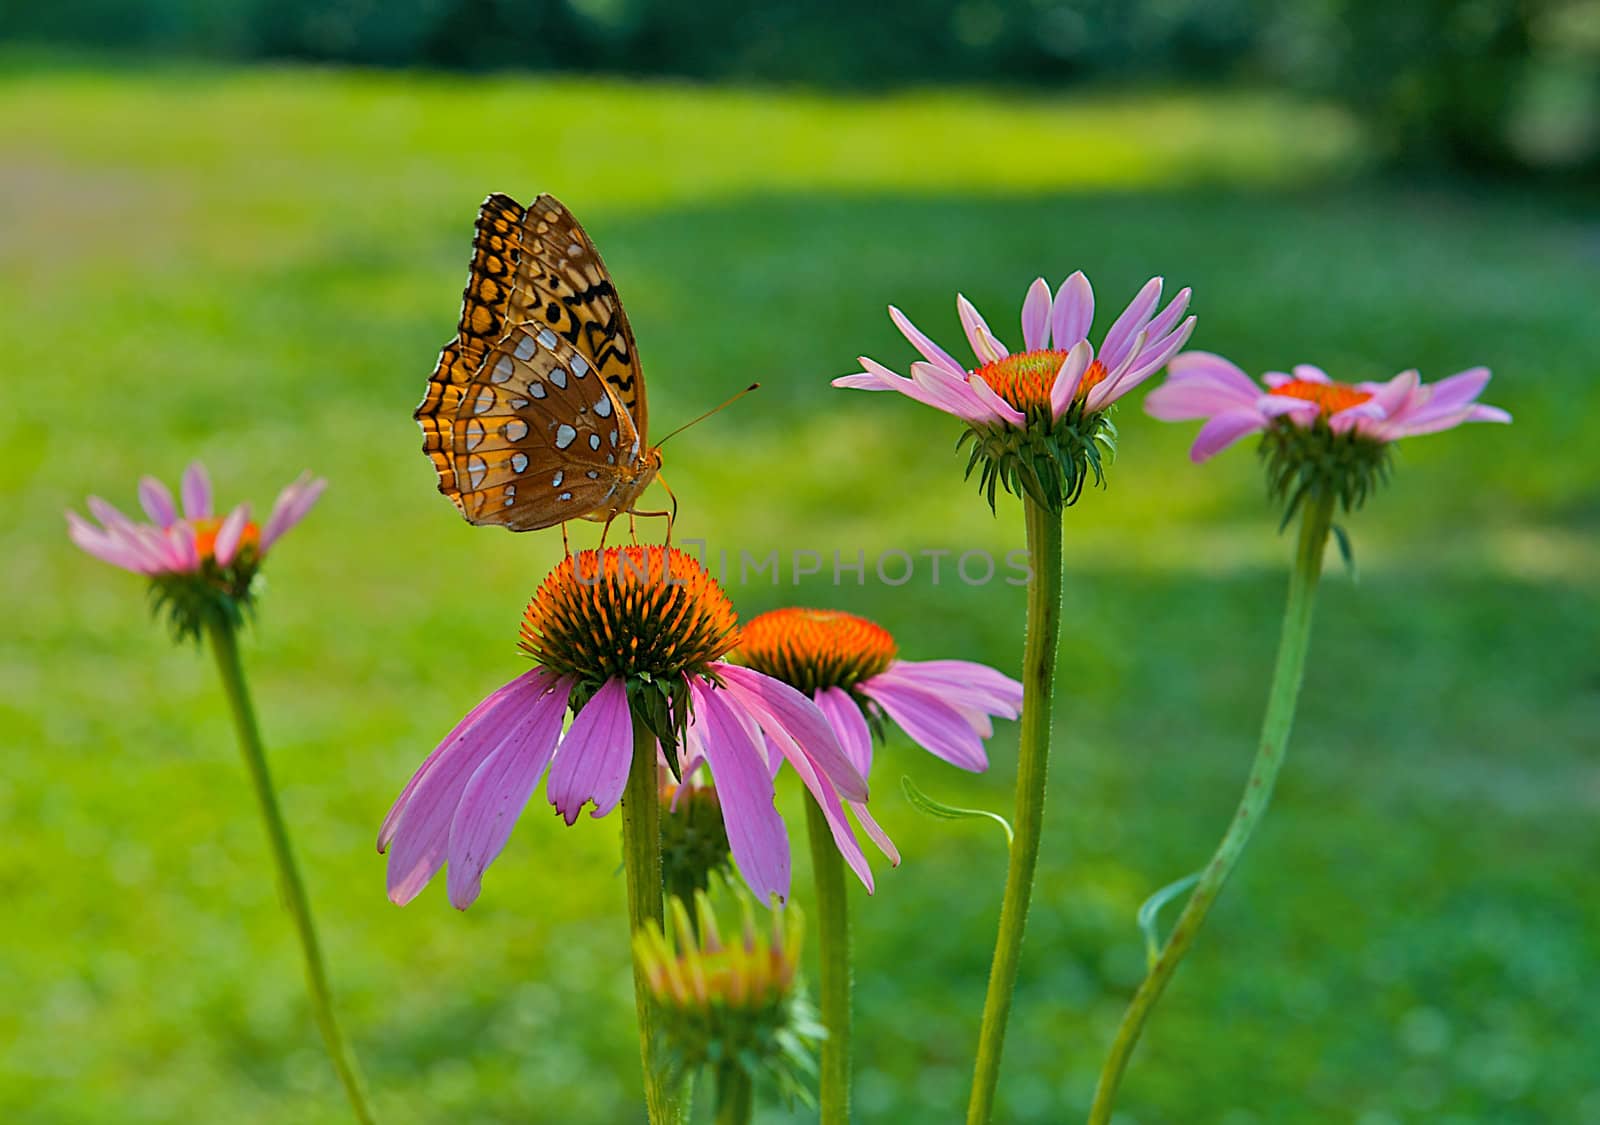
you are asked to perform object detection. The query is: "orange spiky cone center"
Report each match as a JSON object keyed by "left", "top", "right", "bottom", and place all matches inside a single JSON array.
[
  {"left": 189, "top": 516, "right": 259, "bottom": 562},
  {"left": 971, "top": 349, "right": 1108, "bottom": 413},
  {"left": 737, "top": 607, "right": 897, "bottom": 694},
  {"left": 1268, "top": 378, "right": 1373, "bottom": 416}
]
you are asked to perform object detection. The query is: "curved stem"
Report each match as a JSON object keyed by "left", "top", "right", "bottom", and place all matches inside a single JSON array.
[
  {"left": 966, "top": 497, "right": 1064, "bottom": 1125},
  {"left": 205, "top": 619, "right": 376, "bottom": 1125},
  {"left": 621, "top": 712, "right": 681, "bottom": 1124},
  {"left": 1087, "top": 491, "right": 1336, "bottom": 1124},
  {"left": 805, "top": 794, "right": 852, "bottom": 1125}
]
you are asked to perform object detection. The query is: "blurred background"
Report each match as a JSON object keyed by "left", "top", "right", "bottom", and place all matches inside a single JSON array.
[{"left": 3, "top": 2, "right": 1597, "bottom": 1122}]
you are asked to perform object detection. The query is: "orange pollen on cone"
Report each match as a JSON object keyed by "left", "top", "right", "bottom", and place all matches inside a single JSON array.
[
  {"left": 971, "top": 349, "right": 1107, "bottom": 413},
  {"left": 520, "top": 545, "right": 740, "bottom": 682},
  {"left": 1268, "top": 379, "right": 1373, "bottom": 416},
  {"left": 189, "top": 516, "right": 259, "bottom": 561},
  {"left": 736, "top": 607, "right": 897, "bottom": 694}
]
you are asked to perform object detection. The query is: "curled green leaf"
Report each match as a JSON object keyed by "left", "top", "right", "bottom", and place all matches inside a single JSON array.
[
  {"left": 900, "top": 776, "right": 1013, "bottom": 849},
  {"left": 1137, "top": 871, "right": 1201, "bottom": 969}
]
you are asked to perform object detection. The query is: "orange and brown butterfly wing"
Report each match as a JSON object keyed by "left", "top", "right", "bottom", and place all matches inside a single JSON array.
[
  {"left": 509, "top": 194, "right": 647, "bottom": 438},
  {"left": 450, "top": 323, "right": 646, "bottom": 531},
  {"left": 416, "top": 195, "right": 530, "bottom": 511}
]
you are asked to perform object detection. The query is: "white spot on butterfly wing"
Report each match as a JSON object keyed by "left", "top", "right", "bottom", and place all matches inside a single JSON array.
[
  {"left": 550, "top": 367, "right": 567, "bottom": 389},
  {"left": 558, "top": 491, "right": 573, "bottom": 502},
  {"left": 464, "top": 419, "right": 485, "bottom": 450},
  {"left": 467, "top": 455, "right": 488, "bottom": 489},
  {"left": 537, "top": 328, "right": 559, "bottom": 349},
  {"left": 472, "top": 388, "right": 495, "bottom": 415},
  {"left": 510, "top": 396, "right": 530, "bottom": 408},
  {"left": 552, "top": 471, "right": 564, "bottom": 487},
  {"left": 588, "top": 434, "right": 601, "bottom": 451},
  {"left": 503, "top": 419, "right": 529, "bottom": 442},
  {"left": 555, "top": 425, "right": 577, "bottom": 450},
  {"left": 570, "top": 355, "right": 590, "bottom": 379},
  {"left": 511, "top": 452, "right": 529, "bottom": 473},
  {"left": 514, "top": 334, "right": 536, "bottom": 360},
  {"left": 491, "top": 356, "right": 514, "bottom": 384},
  {"left": 529, "top": 382, "right": 547, "bottom": 400},
  {"left": 594, "top": 395, "right": 612, "bottom": 418}
]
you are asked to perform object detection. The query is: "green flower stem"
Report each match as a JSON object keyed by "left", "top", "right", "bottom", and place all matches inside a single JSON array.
[
  {"left": 714, "top": 1065, "right": 754, "bottom": 1125},
  {"left": 1087, "top": 490, "right": 1336, "bottom": 1124},
  {"left": 621, "top": 712, "right": 682, "bottom": 1124},
  {"left": 204, "top": 619, "right": 376, "bottom": 1125},
  {"left": 805, "top": 793, "right": 852, "bottom": 1125},
  {"left": 966, "top": 496, "right": 1064, "bottom": 1125}
]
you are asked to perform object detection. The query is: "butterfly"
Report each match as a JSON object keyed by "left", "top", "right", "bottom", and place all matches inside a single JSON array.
[{"left": 416, "top": 193, "right": 663, "bottom": 535}]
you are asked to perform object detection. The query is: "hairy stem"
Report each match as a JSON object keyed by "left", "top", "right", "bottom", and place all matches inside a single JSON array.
[{"left": 806, "top": 793, "right": 852, "bottom": 1125}]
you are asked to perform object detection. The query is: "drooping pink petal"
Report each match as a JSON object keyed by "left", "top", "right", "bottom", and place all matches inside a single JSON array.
[
  {"left": 66, "top": 511, "right": 146, "bottom": 572},
  {"left": 180, "top": 462, "right": 212, "bottom": 520},
  {"left": 213, "top": 504, "right": 250, "bottom": 567},
  {"left": 138, "top": 476, "right": 179, "bottom": 528},
  {"left": 546, "top": 677, "right": 634, "bottom": 825},
  {"left": 692, "top": 680, "right": 791, "bottom": 903},
  {"left": 909, "top": 360, "right": 1007, "bottom": 425},
  {"left": 1190, "top": 409, "right": 1269, "bottom": 461},
  {"left": 714, "top": 663, "right": 867, "bottom": 801},
  {"left": 889, "top": 305, "right": 967, "bottom": 377},
  {"left": 1099, "top": 277, "right": 1163, "bottom": 371},
  {"left": 1145, "top": 366, "right": 1261, "bottom": 421},
  {"left": 956, "top": 294, "right": 1007, "bottom": 364},
  {"left": 1165, "top": 352, "right": 1271, "bottom": 399},
  {"left": 965, "top": 372, "right": 1026, "bottom": 427},
  {"left": 869, "top": 661, "right": 1023, "bottom": 719},
  {"left": 850, "top": 802, "right": 900, "bottom": 866},
  {"left": 86, "top": 496, "right": 136, "bottom": 534},
  {"left": 1020, "top": 278, "right": 1052, "bottom": 351},
  {"left": 780, "top": 738, "right": 876, "bottom": 892},
  {"left": 815, "top": 686, "right": 873, "bottom": 777},
  {"left": 259, "top": 473, "right": 327, "bottom": 554},
  {"left": 445, "top": 680, "right": 572, "bottom": 909},
  {"left": 1048, "top": 339, "right": 1093, "bottom": 419},
  {"left": 381, "top": 669, "right": 568, "bottom": 904},
  {"left": 857, "top": 678, "right": 989, "bottom": 772},
  {"left": 1051, "top": 271, "right": 1094, "bottom": 349}
]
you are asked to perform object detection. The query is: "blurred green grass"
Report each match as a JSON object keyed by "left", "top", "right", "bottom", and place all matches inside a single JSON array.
[{"left": 2, "top": 58, "right": 1597, "bottom": 1124}]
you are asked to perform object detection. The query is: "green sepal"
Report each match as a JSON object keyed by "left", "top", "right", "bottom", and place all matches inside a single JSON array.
[{"left": 900, "top": 775, "right": 1014, "bottom": 848}]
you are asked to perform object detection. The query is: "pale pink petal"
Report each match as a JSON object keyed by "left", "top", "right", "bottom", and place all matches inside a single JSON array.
[
  {"left": 546, "top": 677, "right": 634, "bottom": 824},
  {"left": 381, "top": 669, "right": 567, "bottom": 902},
  {"left": 259, "top": 473, "right": 327, "bottom": 554},
  {"left": 66, "top": 511, "right": 146, "bottom": 572},
  {"left": 815, "top": 687, "right": 873, "bottom": 777},
  {"left": 909, "top": 361, "right": 1007, "bottom": 424},
  {"left": 1099, "top": 277, "right": 1162, "bottom": 370},
  {"left": 693, "top": 681, "right": 791, "bottom": 903},
  {"left": 857, "top": 679, "right": 988, "bottom": 772},
  {"left": 1464, "top": 403, "right": 1512, "bottom": 424},
  {"left": 1142, "top": 287, "right": 1192, "bottom": 343},
  {"left": 1084, "top": 331, "right": 1147, "bottom": 411},
  {"left": 1362, "top": 369, "right": 1421, "bottom": 423},
  {"left": 1048, "top": 340, "right": 1093, "bottom": 419},
  {"left": 956, "top": 294, "right": 1006, "bottom": 364},
  {"left": 1145, "top": 368, "right": 1260, "bottom": 421},
  {"left": 445, "top": 681, "right": 572, "bottom": 909},
  {"left": 1104, "top": 315, "right": 1196, "bottom": 399},
  {"left": 162, "top": 525, "right": 200, "bottom": 572},
  {"left": 889, "top": 305, "right": 967, "bottom": 377},
  {"left": 1420, "top": 367, "right": 1492, "bottom": 413},
  {"left": 1291, "top": 364, "right": 1331, "bottom": 384},
  {"left": 761, "top": 711, "right": 875, "bottom": 891},
  {"left": 137, "top": 477, "right": 178, "bottom": 528},
  {"left": 1190, "top": 409, "right": 1269, "bottom": 461},
  {"left": 1020, "top": 278, "right": 1052, "bottom": 351},
  {"left": 1262, "top": 371, "right": 1295, "bottom": 388},
  {"left": 966, "top": 372, "right": 1026, "bottom": 427},
  {"left": 713, "top": 663, "right": 867, "bottom": 801},
  {"left": 850, "top": 802, "right": 900, "bottom": 866},
  {"left": 1051, "top": 271, "right": 1094, "bottom": 349},
  {"left": 86, "top": 496, "right": 136, "bottom": 533},
  {"left": 870, "top": 661, "right": 1023, "bottom": 719},
  {"left": 181, "top": 462, "right": 212, "bottom": 520},
  {"left": 213, "top": 504, "right": 250, "bottom": 567},
  {"left": 1258, "top": 395, "right": 1320, "bottom": 418}
]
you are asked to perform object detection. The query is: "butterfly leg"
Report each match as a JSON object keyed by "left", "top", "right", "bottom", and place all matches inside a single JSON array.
[{"left": 561, "top": 521, "right": 572, "bottom": 557}]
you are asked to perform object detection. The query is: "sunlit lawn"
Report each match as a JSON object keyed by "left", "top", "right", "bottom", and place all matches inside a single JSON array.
[{"left": 3, "top": 57, "right": 1597, "bottom": 1123}]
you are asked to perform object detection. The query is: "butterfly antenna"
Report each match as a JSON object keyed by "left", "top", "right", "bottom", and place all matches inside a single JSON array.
[{"left": 656, "top": 383, "right": 761, "bottom": 447}]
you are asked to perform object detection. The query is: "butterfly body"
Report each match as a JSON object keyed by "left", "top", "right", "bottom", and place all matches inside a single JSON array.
[{"left": 417, "top": 193, "right": 660, "bottom": 533}]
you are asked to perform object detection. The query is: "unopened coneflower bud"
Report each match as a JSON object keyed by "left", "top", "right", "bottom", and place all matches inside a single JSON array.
[
  {"left": 659, "top": 763, "right": 732, "bottom": 903},
  {"left": 634, "top": 887, "right": 822, "bottom": 1110}
]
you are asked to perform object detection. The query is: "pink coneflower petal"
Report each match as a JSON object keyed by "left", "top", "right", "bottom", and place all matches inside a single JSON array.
[
  {"left": 260, "top": 472, "right": 327, "bottom": 554},
  {"left": 889, "top": 305, "right": 967, "bottom": 377},
  {"left": 137, "top": 477, "right": 179, "bottom": 528},
  {"left": 1420, "top": 367, "right": 1492, "bottom": 414},
  {"left": 692, "top": 680, "right": 791, "bottom": 903},
  {"left": 181, "top": 462, "right": 212, "bottom": 520},
  {"left": 213, "top": 504, "right": 251, "bottom": 568},
  {"left": 1143, "top": 287, "right": 1193, "bottom": 344},
  {"left": 1021, "top": 278, "right": 1052, "bottom": 352},
  {"left": 1051, "top": 271, "right": 1094, "bottom": 349},
  {"left": 86, "top": 496, "right": 136, "bottom": 533},
  {"left": 815, "top": 686, "right": 873, "bottom": 777},
  {"left": 381, "top": 669, "right": 566, "bottom": 903},
  {"left": 546, "top": 676, "right": 634, "bottom": 825},
  {"left": 445, "top": 681, "right": 572, "bottom": 909},
  {"left": 852, "top": 803, "right": 900, "bottom": 867},
  {"left": 1048, "top": 339, "right": 1094, "bottom": 419},
  {"left": 857, "top": 678, "right": 988, "bottom": 772},
  {"left": 759, "top": 726, "right": 876, "bottom": 892},
  {"left": 1190, "top": 408, "right": 1271, "bottom": 461},
  {"left": 966, "top": 371, "right": 1027, "bottom": 427},
  {"left": 714, "top": 663, "right": 867, "bottom": 801},
  {"left": 1108, "top": 315, "right": 1197, "bottom": 398},
  {"left": 869, "top": 661, "right": 1023, "bottom": 719},
  {"left": 956, "top": 294, "right": 1007, "bottom": 364},
  {"left": 66, "top": 511, "right": 145, "bottom": 572},
  {"left": 1292, "top": 364, "right": 1332, "bottom": 384},
  {"left": 1100, "top": 277, "right": 1163, "bottom": 371},
  {"left": 1084, "top": 331, "right": 1148, "bottom": 412},
  {"left": 164, "top": 524, "right": 200, "bottom": 572},
  {"left": 1146, "top": 359, "right": 1262, "bottom": 421},
  {"left": 908, "top": 360, "right": 1007, "bottom": 425}
]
